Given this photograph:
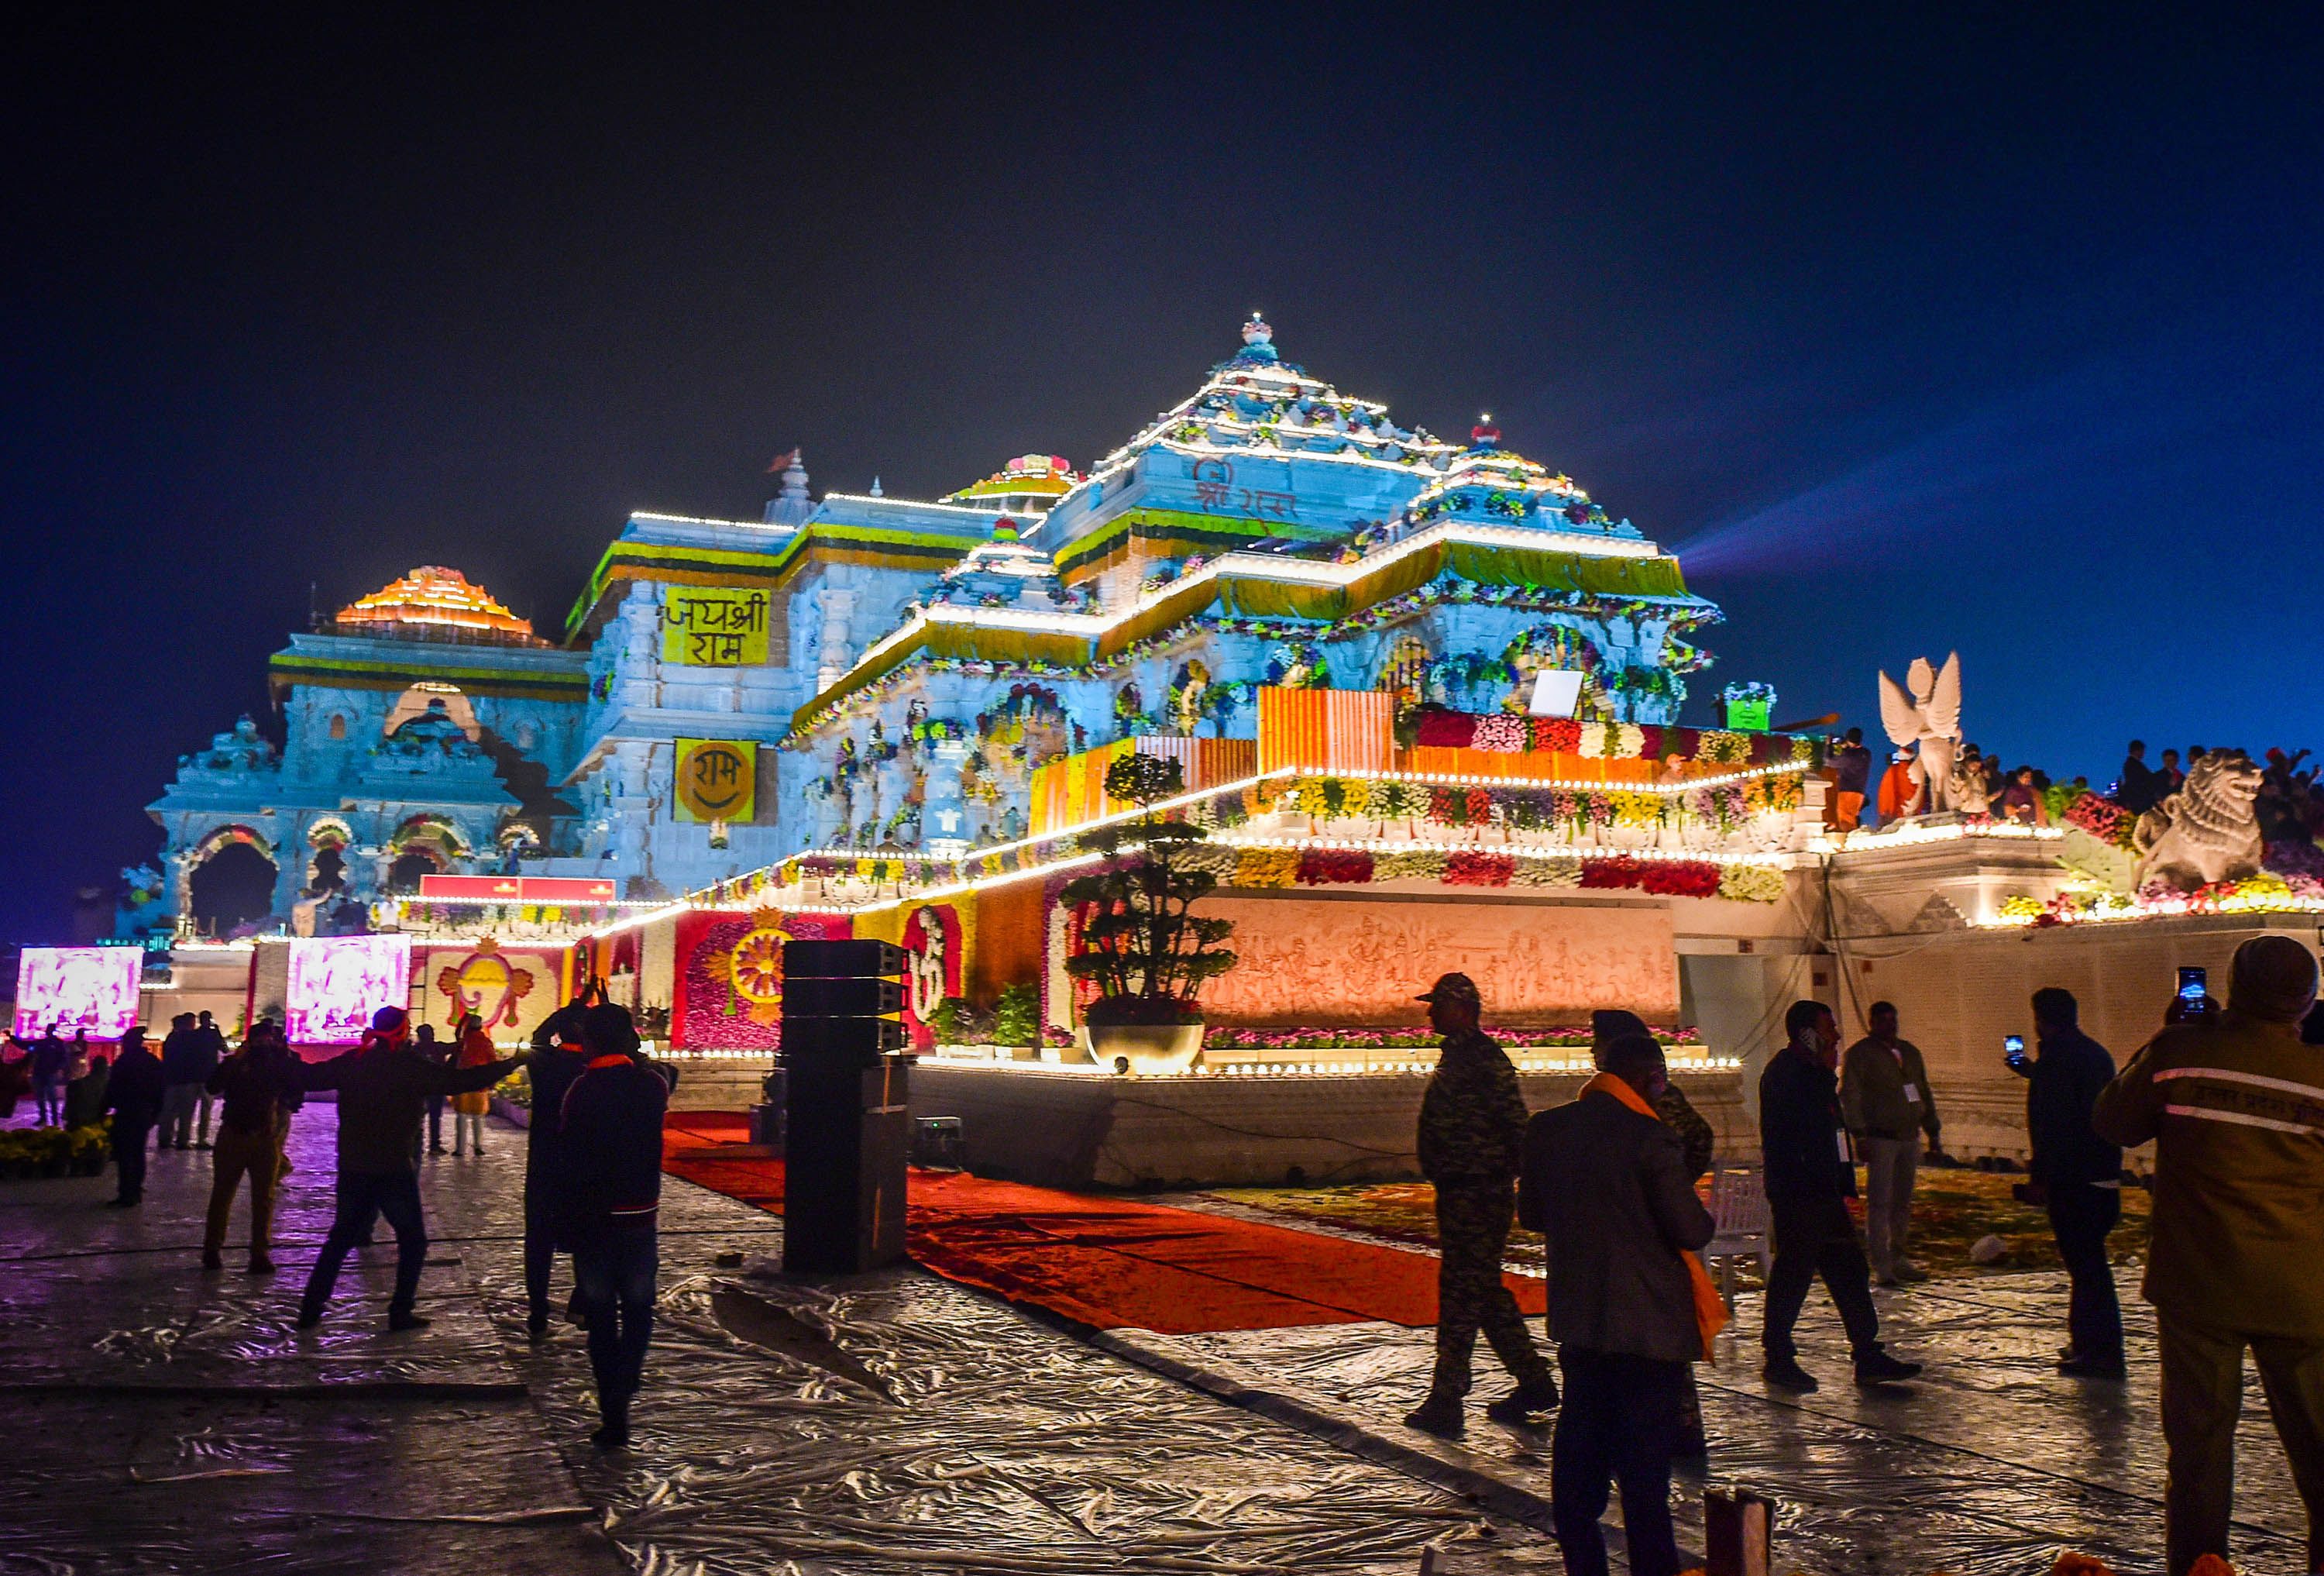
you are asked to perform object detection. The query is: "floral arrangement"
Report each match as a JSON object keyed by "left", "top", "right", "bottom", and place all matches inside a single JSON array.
[
  {"left": 1401, "top": 707, "right": 1809, "bottom": 767},
  {"left": 1717, "top": 864, "right": 1786, "bottom": 903},
  {"left": 1998, "top": 871, "right": 2324, "bottom": 927},
  {"left": 2061, "top": 790, "right": 2137, "bottom": 847},
  {"left": 1295, "top": 848, "right": 1375, "bottom": 885},
  {"left": 1204, "top": 1024, "right": 1703, "bottom": 1051},
  {"left": 1444, "top": 851, "right": 1516, "bottom": 886}
]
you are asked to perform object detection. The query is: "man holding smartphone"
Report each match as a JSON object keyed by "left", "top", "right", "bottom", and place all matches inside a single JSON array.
[
  {"left": 2009, "top": 989, "right": 2123, "bottom": 1378},
  {"left": 2095, "top": 937, "right": 2324, "bottom": 1576}
]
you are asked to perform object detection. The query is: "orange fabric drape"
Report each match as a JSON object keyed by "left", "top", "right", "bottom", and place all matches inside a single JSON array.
[
  {"left": 1578, "top": 1071, "right": 1731, "bottom": 1361},
  {"left": 1258, "top": 687, "right": 1393, "bottom": 777}
]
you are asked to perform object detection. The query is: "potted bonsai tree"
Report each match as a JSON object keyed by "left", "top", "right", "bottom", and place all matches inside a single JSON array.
[{"left": 1061, "top": 752, "right": 1236, "bottom": 1075}]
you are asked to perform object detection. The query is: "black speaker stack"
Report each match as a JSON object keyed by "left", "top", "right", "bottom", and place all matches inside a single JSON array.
[{"left": 779, "top": 939, "right": 911, "bottom": 1274}]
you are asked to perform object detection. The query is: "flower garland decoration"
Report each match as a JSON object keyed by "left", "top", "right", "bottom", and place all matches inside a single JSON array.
[
  {"left": 1444, "top": 851, "right": 1517, "bottom": 886},
  {"left": 1374, "top": 848, "right": 1449, "bottom": 881},
  {"left": 1511, "top": 856, "right": 1583, "bottom": 887},
  {"left": 1232, "top": 846, "right": 1300, "bottom": 888},
  {"left": 1203, "top": 1023, "right": 1704, "bottom": 1052},
  {"left": 1717, "top": 864, "right": 1786, "bottom": 903},
  {"left": 1473, "top": 713, "right": 1528, "bottom": 752},
  {"left": 1296, "top": 848, "right": 1376, "bottom": 885}
]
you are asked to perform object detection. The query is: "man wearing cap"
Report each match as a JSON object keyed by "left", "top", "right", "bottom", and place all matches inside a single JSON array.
[
  {"left": 2095, "top": 936, "right": 2324, "bottom": 1576},
  {"left": 295, "top": 1007, "right": 526, "bottom": 1332},
  {"left": 1405, "top": 972, "right": 1559, "bottom": 1437}
]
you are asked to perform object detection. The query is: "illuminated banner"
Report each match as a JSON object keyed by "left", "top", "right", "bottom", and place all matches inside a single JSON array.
[
  {"left": 13, "top": 947, "right": 142, "bottom": 1038},
  {"left": 286, "top": 934, "right": 413, "bottom": 1045},
  {"left": 660, "top": 588, "right": 772, "bottom": 666},
  {"left": 417, "top": 874, "right": 619, "bottom": 903},
  {"left": 674, "top": 738, "right": 756, "bottom": 823}
]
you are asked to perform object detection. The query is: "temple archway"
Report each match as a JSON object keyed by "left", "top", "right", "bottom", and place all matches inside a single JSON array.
[{"left": 188, "top": 841, "right": 277, "bottom": 935}]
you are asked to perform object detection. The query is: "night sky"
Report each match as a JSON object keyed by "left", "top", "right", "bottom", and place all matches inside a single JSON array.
[{"left": 7, "top": 7, "right": 2322, "bottom": 944}]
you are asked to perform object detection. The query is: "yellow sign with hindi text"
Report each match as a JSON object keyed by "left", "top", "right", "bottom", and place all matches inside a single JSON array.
[
  {"left": 673, "top": 738, "right": 757, "bottom": 823},
  {"left": 661, "top": 588, "right": 772, "bottom": 666}
]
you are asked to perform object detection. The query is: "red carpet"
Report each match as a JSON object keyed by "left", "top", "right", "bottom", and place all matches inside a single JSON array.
[{"left": 662, "top": 1116, "right": 1545, "bottom": 1335}]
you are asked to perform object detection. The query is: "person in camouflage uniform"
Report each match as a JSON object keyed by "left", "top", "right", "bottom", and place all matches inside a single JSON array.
[{"left": 1407, "top": 972, "right": 1560, "bottom": 1437}]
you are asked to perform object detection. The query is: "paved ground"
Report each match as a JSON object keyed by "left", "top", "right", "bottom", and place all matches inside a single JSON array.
[
  {"left": 7, "top": 1109, "right": 2317, "bottom": 1576},
  {"left": 0, "top": 1110, "right": 1524, "bottom": 1575},
  {"left": 1114, "top": 1234, "right": 2315, "bottom": 1576}
]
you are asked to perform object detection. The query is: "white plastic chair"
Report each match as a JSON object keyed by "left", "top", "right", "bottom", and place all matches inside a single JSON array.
[{"left": 1703, "top": 1165, "right": 1772, "bottom": 1309}]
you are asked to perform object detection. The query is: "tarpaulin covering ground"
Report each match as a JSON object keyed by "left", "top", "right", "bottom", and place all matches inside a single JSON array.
[{"left": 662, "top": 1113, "right": 1545, "bottom": 1334}]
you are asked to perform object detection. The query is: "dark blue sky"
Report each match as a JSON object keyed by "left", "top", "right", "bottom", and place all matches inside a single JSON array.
[{"left": 5, "top": 6, "right": 2322, "bottom": 942}]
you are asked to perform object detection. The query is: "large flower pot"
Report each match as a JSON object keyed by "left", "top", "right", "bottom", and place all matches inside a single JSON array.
[{"left": 1078, "top": 1022, "right": 1205, "bottom": 1077}]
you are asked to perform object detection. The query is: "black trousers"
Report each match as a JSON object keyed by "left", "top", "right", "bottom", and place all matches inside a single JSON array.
[
  {"left": 1763, "top": 1194, "right": 1880, "bottom": 1359},
  {"left": 112, "top": 1119, "right": 153, "bottom": 1201},
  {"left": 572, "top": 1226, "right": 658, "bottom": 1426},
  {"left": 301, "top": 1171, "right": 428, "bottom": 1321},
  {"left": 1550, "top": 1347, "right": 1690, "bottom": 1576},
  {"left": 2048, "top": 1182, "right": 2123, "bottom": 1363},
  {"left": 524, "top": 1162, "right": 561, "bottom": 1321}
]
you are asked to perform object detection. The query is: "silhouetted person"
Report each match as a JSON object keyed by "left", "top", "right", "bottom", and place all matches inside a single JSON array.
[
  {"left": 1831, "top": 728, "right": 1872, "bottom": 831},
  {"left": 524, "top": 989, "right": 596, "bottom": 1340},
  {"left": 203, "top": 1021, "right": 305, "bottom": 1275},
  {"left": 2119, "top": 739, "right": 2158, "bottom": 813},
  {"left": 2096, "top": 938, "right": 2324, "bottom": 1576},
  {"left": 1521, "top": 1033, "right": 1720, "bottom": 1576},
  {"left": 102, "top": 1027, "right": 166, "bottom": 1206},
  {"left": 295, "top": 1007, "right": 523, "bottom": 1331},
  {"left": 1759, "top": 1000, "right": 1920, "bottom": 1392},
  {"left": 414, "top": 1024, "right": 448, "bottom": 1155},
  {"left": 2013, "top": 987, "right": 2123, "bottom": 1377},
  {"left": 1841, "top": 1001, "right": 1941, "bottom": 1286},
  {"left": 554, "top": 1003, "right": 669, "bottom": 1450},
  {"left": 1403, "top": 972, "right": 1559, "bottom": 1437}
]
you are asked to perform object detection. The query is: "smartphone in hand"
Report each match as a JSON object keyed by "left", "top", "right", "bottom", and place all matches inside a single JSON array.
[{"left": 2003, "top": 1033, "right": 2029, "bottom": 1072}]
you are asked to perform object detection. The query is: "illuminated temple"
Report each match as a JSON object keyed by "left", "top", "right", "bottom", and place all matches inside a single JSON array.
[{"left": 104, "top": 317, "right": 2300, "bottom": 1183}]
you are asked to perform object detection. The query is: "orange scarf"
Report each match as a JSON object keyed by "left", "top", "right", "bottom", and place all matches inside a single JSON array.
[{"left": 1580, "top": 1071, "right": 1731, "bottom": 1361}]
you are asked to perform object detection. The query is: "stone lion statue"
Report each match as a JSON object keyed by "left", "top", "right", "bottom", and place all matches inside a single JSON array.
[{"left": 2133, "top": 752, "right": 2264, "bottom": 891}]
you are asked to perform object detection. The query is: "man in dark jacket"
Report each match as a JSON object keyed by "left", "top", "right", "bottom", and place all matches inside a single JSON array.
[
  {"left": 159, "top": 1013, "right": 221, "bottom": 1149},
  {"left": 1759, "top": 1000, "right": 1920, "bottom": 1391},
  {"left": 21, "top": 1027, "right": 70, "bottom": 1127},
  {"left": 1404, "top": 972, "right": 1559, "bottom": 1437},
  {"left": 1521, "top": 1033, "right": 1715, "bottom": 1576},
  {"left": 555, "top": 1003, "right": 669, "bottom": 1450},
  {"left": 1831, "top": 727, "right": 1872, "bottom": 831},
  {"left": 101, "top": 1027, "right": 167, "bottom": 1206},
  {"left": 2013, "top": 987, "right": 2124, "bottom": 1378},
  {"left": 295, "top": 1007, "right": 524, "bottom": 1331},
  {"left": 2095, "top": 936, "right": 2324, "bottom": 1576},
  {"left": 524, "top": 989, "right": 597, "bottom": 1340}
]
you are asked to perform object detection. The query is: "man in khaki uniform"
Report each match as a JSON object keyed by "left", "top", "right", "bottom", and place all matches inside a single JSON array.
[
  {"left": 2095, "top": 935, "right": 2324, "bottom": 1576},
  {"left": 1841, "top": 1002, "right": 1941, "bottom": 1285}
]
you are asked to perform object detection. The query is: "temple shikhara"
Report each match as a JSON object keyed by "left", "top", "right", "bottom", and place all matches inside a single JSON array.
[{"left": 75, "top": 318, "right": 2320, "bottom": 1184}]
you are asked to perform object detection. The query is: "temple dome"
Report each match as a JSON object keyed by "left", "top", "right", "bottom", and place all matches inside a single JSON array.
[
  {"left": 940, "top": 454, "right": 1081, "bottom": 515},
  {"left": 332, "top": 566, "right": 545, "bottom": 646}
]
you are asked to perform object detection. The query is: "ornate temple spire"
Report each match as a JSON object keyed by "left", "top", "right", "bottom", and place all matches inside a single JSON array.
[{"left": 764, "top": 449, "right": 813, "bottom": 527}]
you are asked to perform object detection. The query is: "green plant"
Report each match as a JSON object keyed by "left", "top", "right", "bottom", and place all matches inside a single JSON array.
[
  {"left": 1062, "top": 755, "right": 1238, "bottom": 1027},
  {"left": 928, "top": 996, "right": 993, "bottom": 1044},
  {"left": 992, "top": 983, "right": 1040, "bottom": 1047}
]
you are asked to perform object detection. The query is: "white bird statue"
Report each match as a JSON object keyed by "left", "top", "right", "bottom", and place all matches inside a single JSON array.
[{"left": 1877, "top": 653, "right": 1964, "bottom": 815}]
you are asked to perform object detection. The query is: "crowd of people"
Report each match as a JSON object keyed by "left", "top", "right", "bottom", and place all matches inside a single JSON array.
[
  {"left": 1407, "top": 945, "right": 2324, "bottom": 1576},
  {"left": 0, "top": 986, "right": 674, "bottom": 1453},
  {"left": 1825, "top": 727, "right": 2324, "bottom": 847}
]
